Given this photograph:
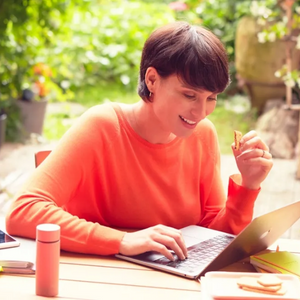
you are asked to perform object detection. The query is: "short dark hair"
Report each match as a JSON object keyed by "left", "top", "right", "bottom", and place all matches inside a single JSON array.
[{"left": 138, "top": 21, "right": 230, "bottom": 101}]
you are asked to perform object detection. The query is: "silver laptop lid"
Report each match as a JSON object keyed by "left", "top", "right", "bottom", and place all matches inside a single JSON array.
[{"left": 201, "top": 200, "right": 300, "bottom": 275}]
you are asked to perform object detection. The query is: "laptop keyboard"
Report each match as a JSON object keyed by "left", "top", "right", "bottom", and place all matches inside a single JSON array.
[{"left": 154, "top": 234, "right": 234, "bottom": 273}]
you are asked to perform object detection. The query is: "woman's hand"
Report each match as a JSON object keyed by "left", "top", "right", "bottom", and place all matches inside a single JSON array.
[
  {"left": 232, "top": 130, "right": 273, "bottom": 190},
  {"left": 119, "top": 224, "right": 188, "bottom": 261}
]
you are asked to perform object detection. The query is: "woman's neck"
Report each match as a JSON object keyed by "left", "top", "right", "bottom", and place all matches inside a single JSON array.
[{"left": 122, "top": 100, "right": 176, "bottom": 144}]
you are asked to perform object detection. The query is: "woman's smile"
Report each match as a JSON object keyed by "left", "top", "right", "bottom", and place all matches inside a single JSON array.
[
  {"left": 179, "top": 115, "right": 198, "bottom": 129},
  {"left": 179, "top": 115, "right": 197, "bottom": 125}
]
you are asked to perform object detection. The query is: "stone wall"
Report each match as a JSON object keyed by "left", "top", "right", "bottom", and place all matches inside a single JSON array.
[{"left": 255, "top": 99, "right": 299, "bottom": 159}]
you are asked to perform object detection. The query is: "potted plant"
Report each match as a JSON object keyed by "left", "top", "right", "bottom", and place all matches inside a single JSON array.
[
  {"left": 235, "top": 0, "right": 300, "bottom": 113},
  {"left": 17, "top": 62, "right": 52, "bottom": 137}
]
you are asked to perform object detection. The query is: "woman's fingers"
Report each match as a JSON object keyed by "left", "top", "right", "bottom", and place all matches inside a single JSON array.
[
  {"left": 119, "top": 225, "right": 188, "bottom": 261},
  {"left": 239, "top": 130, "right": 257, "bottom": 142},
  {"left": 232, "top": 131, "right": 269, "bottom": 153},
  {"left": 147, "top": 241, "right": 175, "bottom": 261},
  {"left": 231, "top": 130, "right": 273, "bottom": 190},
  {"left": 256, "top": 148, "right": 272, "bottom": 160},
  {"left": 241, "top": 137, "right": 269, "bottom": 152},
  {"left": 153, "top": 231, "right": 186, "bottom": 260},
  {"left": 232, "top": 130, "right": 271, "bottom": 160},
  {"left": 155, "top": 225, "right": 188, "bottom": 258},
  {"left": 236, "top": 148, "right": 272, "bottom": 161}
]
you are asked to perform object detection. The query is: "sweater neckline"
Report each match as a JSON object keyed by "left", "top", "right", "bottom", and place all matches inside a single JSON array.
[{"left": 111, "top": 102, "right": 181, "bottom": 149}]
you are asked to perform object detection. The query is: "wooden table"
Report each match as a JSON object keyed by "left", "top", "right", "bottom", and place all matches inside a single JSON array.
[
  {"left": 2, "top": 239, "right": 299, "bottom": 300},
  {"left": 0, "top": 251, "right": 253, "bottom": 300},
  {"left": 0, "top": 242, "right": 254, "bottom": 300}
]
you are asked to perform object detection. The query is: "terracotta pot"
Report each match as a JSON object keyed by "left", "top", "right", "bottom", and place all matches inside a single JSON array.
[
  {"left": 17, "top": 98, "right": 48, "bottom": 136},
  {"left": 0, "top": 113, "right": 7, "bottom": 149},
  {"left": 235, "top": 16, "right": 300, "bottom": 113}
]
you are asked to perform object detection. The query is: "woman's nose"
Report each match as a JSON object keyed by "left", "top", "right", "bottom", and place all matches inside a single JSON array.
[{"left": 191, "top": 102, "right": 206, "bottom": 119}]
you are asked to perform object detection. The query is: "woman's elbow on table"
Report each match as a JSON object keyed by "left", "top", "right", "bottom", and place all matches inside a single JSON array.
[{"left": 5, "top": 195, "right": 49, "bottom": 240}]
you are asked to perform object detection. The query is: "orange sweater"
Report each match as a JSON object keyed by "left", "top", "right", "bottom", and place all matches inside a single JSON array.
[{"left": 6, "top": 103, "right": 260, "bottom": 255}]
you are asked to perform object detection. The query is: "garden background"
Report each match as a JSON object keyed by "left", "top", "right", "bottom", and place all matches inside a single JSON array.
[
  {"left": 1, "top": 0, "right": 300, "bottom": 238},
  {"left": 0, "top": 0, "right": 271, "bottom": 154}
]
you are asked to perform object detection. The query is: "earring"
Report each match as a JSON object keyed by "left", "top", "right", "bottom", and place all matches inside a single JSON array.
[{"left": 149, "top": 92, "right": 152, "bottom": 97}]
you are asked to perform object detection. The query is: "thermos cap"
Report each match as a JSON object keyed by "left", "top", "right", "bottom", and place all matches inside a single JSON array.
[{"left": 36, "top": 224, "right": 60, "bottom": 242}]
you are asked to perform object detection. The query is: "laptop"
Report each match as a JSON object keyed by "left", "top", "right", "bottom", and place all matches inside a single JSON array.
[{"left": 116, "top": 201, "right": 300, "bottom": 279}]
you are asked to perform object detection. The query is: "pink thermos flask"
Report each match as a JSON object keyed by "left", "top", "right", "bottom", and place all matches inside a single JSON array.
[{"left": 36, "top": 224, "right": 60, "bottom": 297}]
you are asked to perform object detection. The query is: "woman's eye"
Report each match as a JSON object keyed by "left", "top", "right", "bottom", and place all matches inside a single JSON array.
[
  {"left": 184, "top": 94, "right": 195, "bottom": 99},
  {"left": 208, "top": 97, "right": 217, "bottom": 102}
]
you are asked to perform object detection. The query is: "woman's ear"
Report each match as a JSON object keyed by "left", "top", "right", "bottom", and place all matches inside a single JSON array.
[{"left": 145, "top": 67, "right": 159, "bottom": 93}]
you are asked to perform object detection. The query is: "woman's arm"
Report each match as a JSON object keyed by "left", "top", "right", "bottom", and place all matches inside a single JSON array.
[
  {"left": 6, "top": 106, "right": 126, "bottom": 255},
  {"left": 197, "top": 122, "right": 260, "bottom": 234}
]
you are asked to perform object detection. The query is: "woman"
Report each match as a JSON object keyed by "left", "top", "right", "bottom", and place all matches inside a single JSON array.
[{"left": 6, "top": 21, "right": 273, "bottom": 261}]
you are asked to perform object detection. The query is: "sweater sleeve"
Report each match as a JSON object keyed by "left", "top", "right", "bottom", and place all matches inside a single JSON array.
[
  {"left": 5, "top": 105, "right": 126, "bottom": 255},
  {"left": 197, "top": 121, "right": 260, "bottom": 234}
]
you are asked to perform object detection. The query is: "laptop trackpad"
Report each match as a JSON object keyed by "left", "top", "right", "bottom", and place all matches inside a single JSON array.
[
  {"left": 183, "top": 235, "right": 201, "bottom": 248},
  {"left": 129, "top": 252, "right": 164, "bottom": 262}
]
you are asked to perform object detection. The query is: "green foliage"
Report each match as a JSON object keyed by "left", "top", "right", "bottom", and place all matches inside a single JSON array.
[
  {"left": 0, "top": 0, "right": 175, "bottom": 99},
  {"left": 249, "top": 0, "right": 300, "bottom": 42},
  {"left": 44, "top": 111, "right": 73, "bottom": 141},
  {"left": 47, "top": 1, "right": 175, "bottom": 92},
  {"left": 0, "top": 0, "right": 83, "bottom": 140},
  {"left": 208, "top": 102, "right": 257, "bottom": 154},
  {"left": 194, "top": 0, "right": 250, "bottom": 62},
  {"left": 74, "top": 83, "right": 140, "bottom": 108},
  {"left": 0, "top": 0, "right": 174, "bottom": 141},
  {"left": 249, "top": 0, "right": 300, "bottom": 91},
  {"left": 0, "top": 99, "right": 22, "bottom": 142},
  {"left": 0, "top": 0, "right": 75, "bottom": 102}
]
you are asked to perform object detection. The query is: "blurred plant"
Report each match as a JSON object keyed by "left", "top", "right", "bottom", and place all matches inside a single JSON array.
[
  {"left": 169, "top": 1, "right": 188, "bottom": 11},
  {"left": 0, "top": 0, "right": 81, "bottom": 103},
  {"left": 168, "top": 1, "right": 199, "bottom": 23},
  {"left": 0, "top": 99, "right": 22, "bottom": 142},
  {"left": 0, "top": 0, "right": 177, "bottom": 105},
  {"left": 250, "top": 0, "right": 290, "bottom": 42},
  {"left": 31, "top": 62, "right": 53, "bottom": 100},
  {"left": 0, "top": 0, "right": 176, "bottom": 141},
  {"left": 250, "top": 0, "right": 300, "bottom": 103},
  {"left": 47, "top": 0, "right": 175, "bottom": 93},
  {"left": 0, "top": 0, "right": 86, "bottom": 140}
]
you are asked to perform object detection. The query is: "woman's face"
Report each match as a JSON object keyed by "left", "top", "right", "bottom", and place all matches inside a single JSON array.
[{"left": 149, "top": 71, "right": 218, "bottom": 138}]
